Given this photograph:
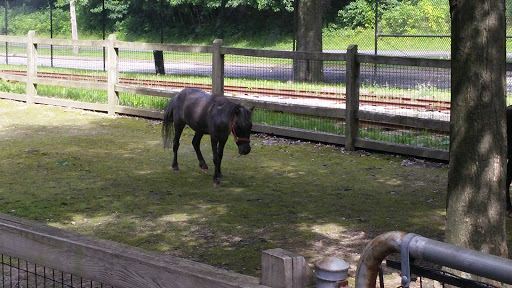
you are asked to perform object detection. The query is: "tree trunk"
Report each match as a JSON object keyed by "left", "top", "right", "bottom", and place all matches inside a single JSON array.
[
  {"left": 293, "top": 0, "right": 323, "bottom": 82},
  {"left": 446, "top": 0, "right": 508, "bottom": 275},
  {"left": 70, "top": 0, "right": 79, "bottom": 54},
  {"left": 217, "top": 0, "right": 228, "bottom": 38}
]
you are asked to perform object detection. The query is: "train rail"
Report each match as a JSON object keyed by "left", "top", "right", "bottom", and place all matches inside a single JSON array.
[{"left": 0, "top": 70, "right": 451, "bottom": 111}]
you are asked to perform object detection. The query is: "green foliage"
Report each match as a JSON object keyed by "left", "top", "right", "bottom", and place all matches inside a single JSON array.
[
  {"left": 338, "top": 0, "right": 375, "bottom": 29},
  {"left": 331, "top": 0, "right": 400, "bottom": 30},
  {"left": 380, "top": 1, "right": 420, "bottom": 34},
  {"left": 380, "top": 0, "right": 450, "bottom": 35},
  {"left": 81, "top": 0, "right": 129, "bottom": 32},
  {"left": 9, "top": 0, "right": 48, "bottom": 9},
  {"left": 2, "top": 5, "right": 71, "bottom": 37},
  {"left": 6, "top": 0, "right": 454, "bottom": 43},
  {"left": 331, "top": 0, "right": 451, "bottom": 35},
  {"left": 417, "top": 0, "right": 449, "bottom": 33},
  {"left": 0, "top": 79, "right": 25, "bottom": 94}
]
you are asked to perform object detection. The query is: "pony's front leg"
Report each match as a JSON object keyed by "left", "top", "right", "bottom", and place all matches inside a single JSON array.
[
  {"left": 192, "top": 132, "right": 208, "bottom": 173},
  {"left": 211, "top": 139, "right": 226, "bottom": 188}
]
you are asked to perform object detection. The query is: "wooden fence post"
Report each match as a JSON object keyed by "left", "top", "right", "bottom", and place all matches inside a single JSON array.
[
  {"left": 212, "top": 39, "right": 224, "bottom": 96},
  {"left": 26, "top": 30, "right": 37, "bottom": 104},
  {"left": 107, "top": 34, "right": 119, "bottom": 116},
  {"left": 345, "top": 45, "right": 360, "bottom": 151},
  {"left": 261, "top": 249, "right": 314, "bottom": 288}
]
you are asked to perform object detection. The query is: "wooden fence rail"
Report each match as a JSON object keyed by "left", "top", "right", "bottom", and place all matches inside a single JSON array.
[
  {"left": 0, "top": 31, "right": 451, "bottom": 161},
  {"left": 0, "top": 213, "right": 270, "bottom": 288}
]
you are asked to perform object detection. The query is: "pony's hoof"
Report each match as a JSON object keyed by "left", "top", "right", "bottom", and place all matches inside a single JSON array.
[
  {"left": 213, "top": 182, "right": 221, "bottom": 188},
  {"left": 173, "top": 168, "right": 180, "bottom": 174},
  {"left": 202, "top": 168, "right": 208, "bottom": 173}
]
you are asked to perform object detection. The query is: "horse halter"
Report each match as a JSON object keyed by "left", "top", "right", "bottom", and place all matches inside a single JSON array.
[{"left": 231, "top": 117, "right": 250, "bottom": 143}]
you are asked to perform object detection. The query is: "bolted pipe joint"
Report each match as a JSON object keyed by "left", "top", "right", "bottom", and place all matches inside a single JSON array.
[{"left": 315, "top": 256, "right": 350, "bottom": 288}]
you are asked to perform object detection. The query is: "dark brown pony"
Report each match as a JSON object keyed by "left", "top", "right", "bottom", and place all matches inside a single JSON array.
[{"left": 162, "top": 88, "right": 253, "bottom": 187}]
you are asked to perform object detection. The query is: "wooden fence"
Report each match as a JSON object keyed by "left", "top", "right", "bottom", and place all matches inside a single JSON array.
[
  {"left": 0, "top": 212, "right": 273, "bottom": 288},
  {"left": 0, "top": 31, "right": 453, "bottom": 161},
  {"left": 1, "top": 211, "right": 318, "bottom": 288}
]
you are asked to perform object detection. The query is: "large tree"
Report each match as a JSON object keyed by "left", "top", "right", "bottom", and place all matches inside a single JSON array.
[
  {"left": 446, "top": 0, "right": 508, "bottom": 269},
  {"left": 293, "top": 0, "right": 323, "bottom": 82}
]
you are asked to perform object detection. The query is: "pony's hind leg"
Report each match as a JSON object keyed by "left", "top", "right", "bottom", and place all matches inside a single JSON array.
[
  {"left": 192, "top": 132, "right": 208, "bottom": 172},
  {"left": 172, "top": 124, "right": 185, "bottom": 173}
]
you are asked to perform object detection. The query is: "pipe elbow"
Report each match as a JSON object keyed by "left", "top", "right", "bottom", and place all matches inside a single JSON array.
[{"left": 355, "top": 231, "right": 408, "bottom": 288}]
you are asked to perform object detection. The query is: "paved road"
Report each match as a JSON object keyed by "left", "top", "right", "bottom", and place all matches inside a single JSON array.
[{"left": 2, "top": 51, "right": 511, "bottom": 93}]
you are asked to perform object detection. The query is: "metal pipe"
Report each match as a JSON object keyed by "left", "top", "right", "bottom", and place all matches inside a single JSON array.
[
  {"left": 355, "top": 231, "right": 406, "bottom": 288},
  {"left": 408, "top": 236, "right": 512, "bottom": 285},
  {"left": 355, "top": 231, "right": 512, "bottom": 287}
]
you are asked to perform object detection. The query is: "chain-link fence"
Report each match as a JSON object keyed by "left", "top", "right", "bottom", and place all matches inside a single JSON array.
[{"left": 2, "top": 1, "right": 512, "bottom": 59}]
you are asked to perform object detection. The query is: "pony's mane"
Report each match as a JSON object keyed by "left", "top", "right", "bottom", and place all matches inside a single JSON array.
[
  {"left": 236, "top": 103, "right": 252, "bottom": 128},
  {"left": 211, "top": 94, "right": 252, "bottom": 128}
]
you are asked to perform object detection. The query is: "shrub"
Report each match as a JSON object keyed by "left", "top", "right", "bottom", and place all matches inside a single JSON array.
[
  {"left": 6, "top": 5, "right": 71, "bottom": 37},
  {"left": 380, "top": 1, "right": 421, "bottom": 34},
  {"left": 417, "top": 0, "right": 450, "bottom": 34},
  {"left": 338, "top": 0, "right": 375, "bottom": 29},
  {"left": 380, "top": 0, "right": 449, "bottom": 35}
]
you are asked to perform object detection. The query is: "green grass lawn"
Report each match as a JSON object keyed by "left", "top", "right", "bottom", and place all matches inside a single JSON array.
[
  {"left": 0, "top": 99, "right": 449, "bottom": 275},
  {"left": 2, "top": 99, "right": 512, "bottom": 284}
]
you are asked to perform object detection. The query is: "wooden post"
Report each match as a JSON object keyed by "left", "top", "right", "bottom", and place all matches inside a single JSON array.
[
  {"left": 107, "top": 34, "right": 119, "bottom": 116},
  {"left": 153, "top": 50, "right": 165, "bottom": 75},
  {"left": 212, "top": 39, "right": 224, "bottom": 96},
  {"left": 345, "top": 45, "right": 360, "bottom": 151},
  {"left": 26, "top": 30, "right": 37, "bottom": 104},
  {"left": 261, "top": 248, "right": 314, "bottom": 288}
]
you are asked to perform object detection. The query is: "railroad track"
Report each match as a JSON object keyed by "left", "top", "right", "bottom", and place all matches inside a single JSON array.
[{"left": 1, "top": 70, "right": 451, "bottom": 111}]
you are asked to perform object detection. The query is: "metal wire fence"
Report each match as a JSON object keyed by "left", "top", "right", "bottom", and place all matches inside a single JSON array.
[
  {"left": 224, "top": 56, "right": 348, "bottom": 138},
  {"left": 2, "top": 0, "right": 511, "bottom": 58},
  {"left": 1, "top": 255, "right": 112, "bottom": 288},
  {"left": 0, "top": 35, "right": 454, "bottom": 153}
]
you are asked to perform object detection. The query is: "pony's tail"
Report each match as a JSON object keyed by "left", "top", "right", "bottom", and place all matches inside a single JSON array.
[{"left": 162, "top": 99, "right": 174, "bottom": 149}]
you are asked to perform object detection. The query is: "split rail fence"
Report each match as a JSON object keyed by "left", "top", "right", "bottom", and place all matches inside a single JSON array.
[{"left": 0, "top": 31, "right": 456, "bottom": 161}]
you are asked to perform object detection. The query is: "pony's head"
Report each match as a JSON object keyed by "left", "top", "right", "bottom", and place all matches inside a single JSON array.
[{"left": 232, "top": 105, "right": 253, "bottom": 155}]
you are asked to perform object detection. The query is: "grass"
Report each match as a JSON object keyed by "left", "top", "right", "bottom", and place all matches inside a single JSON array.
[
  {"left": 254, "top": 109, "right": 450, "bottom": 150},
  {"left": 0, "top": 99, "right": 450, "bottom": 277},
  {"left": 2, "top": 99, "right": 512, "bottom": 285}
]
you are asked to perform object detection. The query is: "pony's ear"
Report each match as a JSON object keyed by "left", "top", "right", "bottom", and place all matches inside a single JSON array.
[{"left": 235, "top": 105, "right": 242, "bottom": 115}]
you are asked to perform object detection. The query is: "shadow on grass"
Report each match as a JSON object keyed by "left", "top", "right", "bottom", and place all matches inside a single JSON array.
[{"left": 0, "top": 100, "right": 451, "bottom": 276}]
